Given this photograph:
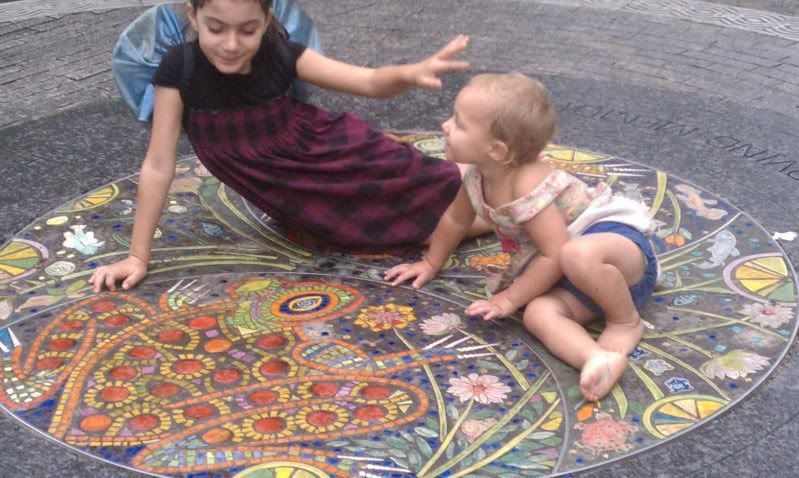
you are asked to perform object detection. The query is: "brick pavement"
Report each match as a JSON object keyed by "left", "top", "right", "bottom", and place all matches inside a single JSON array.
[
  {"left": 0, "top": 9, "right": 144, "bottom": 128},
  {"left": 0, "top": 0, "right": 797, "bottom": 131}
]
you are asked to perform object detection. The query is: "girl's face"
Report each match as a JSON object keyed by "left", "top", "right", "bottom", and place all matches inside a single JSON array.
[
  {"left": 441, "top": 86, "right": 496, "bottom": 166},
  {"left": 189, "top": 0, "right": 270, "bottom": 75}
]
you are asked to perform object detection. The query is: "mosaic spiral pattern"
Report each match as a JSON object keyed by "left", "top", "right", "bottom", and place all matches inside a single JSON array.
[{"left": 0, "top": 133, "right": 796, "bottom": 477}]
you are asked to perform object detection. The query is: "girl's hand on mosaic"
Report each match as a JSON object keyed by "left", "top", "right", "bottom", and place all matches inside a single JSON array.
[
  {"left": 88, "top": 255, "right": 148, "bottom": 293},
  {"left": 465, "top": 296, "right": 514, "bottom": 321},
  {"left": 383, "top": 260, "right": 438, "bottom": 289},
  {"left": 411, "top": 34, "right": 471, "bottom": 90}
]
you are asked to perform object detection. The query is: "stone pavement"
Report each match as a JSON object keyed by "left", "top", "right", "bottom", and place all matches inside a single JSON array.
[
  {"left": 0, "top": 0, "right": 798, "bottom": 477},
  {"left": 1, "top": 0, "right": 798, "bottom": 131}
]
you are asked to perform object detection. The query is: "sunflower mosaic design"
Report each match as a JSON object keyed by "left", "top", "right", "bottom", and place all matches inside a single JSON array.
[{"left": 0, "top": 133, "right": 796, "bottom": 477}]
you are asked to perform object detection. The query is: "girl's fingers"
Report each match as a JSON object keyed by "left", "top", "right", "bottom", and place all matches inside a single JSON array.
[
  {"left": 483, "top": 310, "right": 500, "bottom": 321},
  {"left": 437, "top": 35, "right": 469, "bottom": 59},
  {"left": 93, "top": 270, "right": 110, "bottom": 293},
  {"left": 385, "top": 261, "right": 436, "bottom": 288},
  {"left": 388, "top": 269, "right": 410, "bottom": 286},
  {"left": 467, "top": 302, "right": 503, "bottom": 320},
  {"left": 124, "top": 269, "right": 145, "bottom": 290},
  {"left": 421, "top": 78, "right": 442, "bottom": 90},
  {"left": 385, "top": 264, "right": 414, "bottom": 280},
  {"left": 465, "top": 301, "right": 489, "bottom": 315},
  {"left": 91, "top": 272, "right": 102, "bottom": 292},
  {"left": 384, "top": 265, "right": 406, "bottom": 279},
  {"left": 436, "top": 60, "right": 470, "bottom": 72},
  {"left": 469, "top": 308, "right": 488, "bottom": 317},
  {"left": 411, "top": 274, "right": 430, "bottom": 289},
  {"left": 392, "top": 270, "right": 418, "bottom": 287},
  {"left": 105, "top": 273, "right": 117, "bottom": 292}
]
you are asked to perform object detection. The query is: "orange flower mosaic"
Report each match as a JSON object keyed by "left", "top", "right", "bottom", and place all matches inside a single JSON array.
[{"left": 354, "top": 304, "right": 417, "bottom": 331}]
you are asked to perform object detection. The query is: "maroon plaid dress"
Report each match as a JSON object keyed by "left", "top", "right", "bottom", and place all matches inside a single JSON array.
[{"left": 186, "top": 95, "right": 461, "bottom": 253}]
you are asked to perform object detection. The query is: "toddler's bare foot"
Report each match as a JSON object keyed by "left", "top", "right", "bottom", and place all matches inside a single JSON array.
[
  {"left": 597, "top": 315, "right": 644, "bottom": 355},
  {"left": 579, "top": 351, "right": 627, "bottom": 402}
]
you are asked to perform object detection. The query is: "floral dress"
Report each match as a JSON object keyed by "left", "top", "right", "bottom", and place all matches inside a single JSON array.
[{"left": 463, "top": 165, "right": 653, "bottom": 294}]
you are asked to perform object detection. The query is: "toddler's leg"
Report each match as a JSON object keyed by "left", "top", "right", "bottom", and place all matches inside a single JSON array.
[
  {"left": 559, "top": 233, "right": 645, "bottom": 355},
  {"left": 524, "top": 289, "right": 627, "bottom": 402}
]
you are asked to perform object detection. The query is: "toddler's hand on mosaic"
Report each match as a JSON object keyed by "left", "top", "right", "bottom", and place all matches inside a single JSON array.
[
  {"left": 384, "top": 260, "right": 438, "bottom": 289},
  {"left": 412, "top": 34, "right": 470, "bottom": 90},
  {"left": 465, "top": 296, "right": 514, "bottom": 321},
  {"left": 88, "top": 255, "right": 148, "bottom": 293}
]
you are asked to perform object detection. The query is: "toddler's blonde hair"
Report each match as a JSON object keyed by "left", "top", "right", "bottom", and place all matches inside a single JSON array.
[{"left": 467, "top": 72, "right": 556, "bottom": 165}]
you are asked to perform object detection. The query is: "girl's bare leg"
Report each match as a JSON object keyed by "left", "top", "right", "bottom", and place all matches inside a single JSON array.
[
  {"left": 559, "top": 233, "right": 646, "bottom": 355},
  {"left": 524, "top": 288, "right": 627, "bottom": 402}
]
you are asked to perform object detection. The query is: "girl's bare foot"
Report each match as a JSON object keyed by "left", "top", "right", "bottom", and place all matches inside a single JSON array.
[
  {"left": 579, "top": 351, "right": 627, "bottom": 402},
  {"left": 597, "top": 315, "right": 644, "bottom": 355}
]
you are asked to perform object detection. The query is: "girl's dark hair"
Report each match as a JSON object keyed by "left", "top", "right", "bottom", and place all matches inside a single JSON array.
[{"left": 189, "top": 0, "right": 273, "bottom": 15}]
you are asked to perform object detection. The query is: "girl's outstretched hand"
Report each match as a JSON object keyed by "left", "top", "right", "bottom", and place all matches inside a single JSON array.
[
  {"left": 384, "top": 260, "right": 438, "bottom": 289},
  {"left": 88, "top": 255, "right": 148, "bottom": 293},
  {"left": 412, "top": 34, "right": 471, "bottom": 90}
]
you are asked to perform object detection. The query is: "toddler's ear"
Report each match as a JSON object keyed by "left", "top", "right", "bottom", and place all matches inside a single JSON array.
[{"left": 488, "top": 140, "right": 510, "bottom": 164}]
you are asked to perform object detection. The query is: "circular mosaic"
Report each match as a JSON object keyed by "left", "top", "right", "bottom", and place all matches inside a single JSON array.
[{"left": 0, "top": 133, "right": 796, "bottom": 477}]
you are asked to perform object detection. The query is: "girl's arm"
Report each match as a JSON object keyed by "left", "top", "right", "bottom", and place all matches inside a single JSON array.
[
  {"left": 384, "top": 185, "right": 476, "bottom": 288},
  {"left": 466, "top": 203, "right": 568, "bottom": 320},
  {"left": 89, "top": 86, "right": 183, "bottom": 292},
  {"left": 296, "top": 35, "right": 470, "bottom": 98}
]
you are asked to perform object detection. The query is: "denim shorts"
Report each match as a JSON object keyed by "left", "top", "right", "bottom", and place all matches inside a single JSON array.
[{"left": 557, "top": 221, "right": 658, "bottom": 317}]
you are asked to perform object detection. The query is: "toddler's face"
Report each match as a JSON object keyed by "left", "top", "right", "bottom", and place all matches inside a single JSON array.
[
  {"left": 191, "top": 0, "right": 269, "bottom": 75},
  {"left": 441, "top": 86, "right": 495, "bottom": 166}
]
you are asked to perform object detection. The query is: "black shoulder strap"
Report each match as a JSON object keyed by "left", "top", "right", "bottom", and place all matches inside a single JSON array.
[
  {"left": 177, "top": 43, "right": 195, "bottom": 128},
  {"left": 178, "top": 42, "right": 195, "bottom": 99},
  {"left": 272, "top": 25, "right": 294, "bottom": 73}
]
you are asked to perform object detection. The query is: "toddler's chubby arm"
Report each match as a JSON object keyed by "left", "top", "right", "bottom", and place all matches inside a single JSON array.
[
  {"left": 296, "top": 35, "right": 470, "bottom": 98},
  {"left": 89, "top": 86, "right": 182, "bottom": 293},
  {"left": 466, "top": 204, "right": 568, "bottom": 321},
  {"left": 384, "top": 186, "right": 476, "bottom": 289}
]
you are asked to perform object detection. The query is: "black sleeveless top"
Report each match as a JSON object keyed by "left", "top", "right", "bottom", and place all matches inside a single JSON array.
[{"left": 152, "top": 29, "right": 306, "bottom": 112}]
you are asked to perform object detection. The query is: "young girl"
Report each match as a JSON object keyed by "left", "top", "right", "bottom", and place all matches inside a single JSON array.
[
  {"left": 385, "top": 73, "right": 658, "bottom": 402},
  {"left": 112, "top": 0, "right": 321, "bottom": 122},
  {"left": 90, "top": 0, "right": 481, "bottom": 292}
]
